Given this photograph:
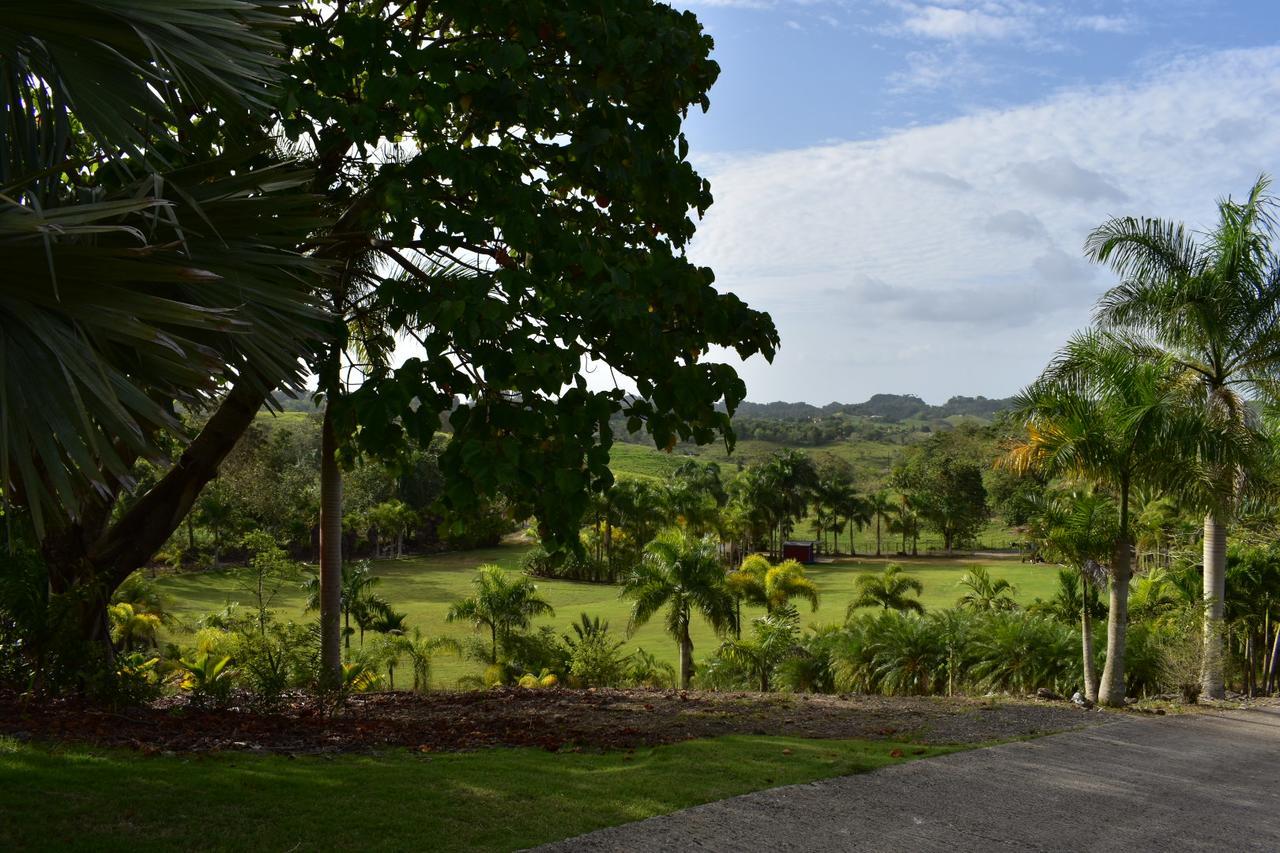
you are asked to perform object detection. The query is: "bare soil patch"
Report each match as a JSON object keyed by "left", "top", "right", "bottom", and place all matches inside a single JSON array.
[{"left": 0, "top": 688, "right": 1111, "bottom": 755}]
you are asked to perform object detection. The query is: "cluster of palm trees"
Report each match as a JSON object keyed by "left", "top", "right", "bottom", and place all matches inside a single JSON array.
[{"left": 1008, "top": 175, "right": 1280, "bottom": 706}]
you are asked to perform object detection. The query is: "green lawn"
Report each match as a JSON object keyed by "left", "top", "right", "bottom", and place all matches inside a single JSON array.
[
  {"left": 0, "top": 735, "right": 957, "bottom": 852},
  {"left": 154, "top": 547, "right": 1060, "bottom": 687}
]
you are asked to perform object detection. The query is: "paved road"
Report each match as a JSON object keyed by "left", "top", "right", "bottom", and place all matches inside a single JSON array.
[{"left": 538, "top": 706, "right": 1280, "bottom": 852}]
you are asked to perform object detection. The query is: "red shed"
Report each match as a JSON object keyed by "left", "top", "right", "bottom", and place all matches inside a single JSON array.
[{"left": 782, "top": 541, "right": 817, "bottom": 564}]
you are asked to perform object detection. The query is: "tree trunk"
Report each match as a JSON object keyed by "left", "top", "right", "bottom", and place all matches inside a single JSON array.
[
  {"left": 875, "top": 516, "right": 881, "bottom": 557},
  {"left": 678, "top": 623, "right": 694, "bottom": 690},
  {"left": 1098, "top": 488, "right": 1132, "bottom": 708},
  {"left": 1267, "top": 625, "right": 1280, "bottom": 695},
  {"left": 319, "top": 407, "right": 344, "bottom": 688},
  {"left": 1201, "top": 512, "right": 1227, "bottom": 699},
  {"left": 1081, "top": 578, "right": 1098, "bottom": 703}
]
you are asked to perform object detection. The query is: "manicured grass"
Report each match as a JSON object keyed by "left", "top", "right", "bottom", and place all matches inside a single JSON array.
[
  {"left": 153, "top": 547, "right": 1060, "bottom": 687},
  {"left": 0, "top": 735, "right": 958, "bottom": 852}
]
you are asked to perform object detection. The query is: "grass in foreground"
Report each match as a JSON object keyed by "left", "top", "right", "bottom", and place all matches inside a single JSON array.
[{"left": 0, "top": 735, "right": 959, "bottom": 852}]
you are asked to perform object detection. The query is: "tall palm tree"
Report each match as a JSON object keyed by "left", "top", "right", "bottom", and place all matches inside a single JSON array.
[
  {"left": 727, "top": 555, "right": 820, "bottom": 616},
  {"left": 865, "top": 491, "right": 895, "bottom": 557},
  {"left": 1024, "top": 489, "right": 1116, "bottom": 701},
  {"left": 955, "top": 566, "right": 1018, "bottom": 613},
  {"left": 622, "top": 532, "right": 738, "bottom": 689},
  {"left": 446, "top": 565, "right": 555, "bottom": 664},
  {"left": 842, "top": 492, "right": 872, "bottom": 557},
  {"left": 848, "top": 564, "right": 925, "bottom": 615},
  {"left": 1087, "top": 176, "right": 1280, "bottom": 698},
  {"left": 1007, "top": 332, "right": 1205, "bottom": 706}
]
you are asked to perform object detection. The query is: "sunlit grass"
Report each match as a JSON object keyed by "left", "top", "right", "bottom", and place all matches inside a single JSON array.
[
  {"left": 0, "top": 735, "right": 960, "bottom": 852},
  {"left": 153, "top": 547, "right": 1059, "bottom": 687}
]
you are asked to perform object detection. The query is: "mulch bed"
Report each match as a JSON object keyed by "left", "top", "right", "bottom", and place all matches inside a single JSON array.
[{"left": 0, "top": 688, "right": 1110, "bottom": 756}]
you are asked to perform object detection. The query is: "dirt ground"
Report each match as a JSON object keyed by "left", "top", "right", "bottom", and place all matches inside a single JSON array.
[{"left": 0, "top": 688, "right": 1110, "bottom": 755}]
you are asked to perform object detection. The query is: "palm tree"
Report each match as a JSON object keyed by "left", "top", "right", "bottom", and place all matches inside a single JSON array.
[
  {"left": 716, "top": 612, "right": 801, "bottom": 692},
  {"left": 1007, "top": 331, "right": 1205, "bottom": 706},
  {"left": 622, "top": 532, "right": 738, "bottom": 689},
  {"left": 956, "top": 566, "right": 1018, "bottom": 613},
  {"left": 391, "top": 629, "right": 460, "bottom": 693},
  {"left": 727, "top": 555, "right": 820, "bottom": 616},
  {"left": 446, "top": 565, "right": 554, "bottom": 664},
  {"left": 865, "top": 491, "right": 895, "bottom": 557},
  {"left": 304, "top": 561, "right": 392, "bottom": 652},
  {"left": 107, "top": 603, "right": 161, "bottom": 653},
  {"left": 1, "top": 5, "right": 328, "bottom": 651},
  {"left": 842, "top": 492, "right": 872, "bottom": 557},
  {"left": 1087, "top": 176, "right": 1280, "bottom": 698},
  {"left": 1024, "top": 489, "right": 1116, "bottom": 701},
  {"left": 848, "top": 564, "right": 925, "bottom": 615}
]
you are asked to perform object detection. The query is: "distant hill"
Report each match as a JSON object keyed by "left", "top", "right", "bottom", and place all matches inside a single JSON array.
[{"left": 732, "top": 394, "right": 1015, "bottom": 423}]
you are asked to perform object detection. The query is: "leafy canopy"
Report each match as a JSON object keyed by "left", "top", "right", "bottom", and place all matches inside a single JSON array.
[{"left": 282, "top": 1, "right": 778, "bottom": 548}]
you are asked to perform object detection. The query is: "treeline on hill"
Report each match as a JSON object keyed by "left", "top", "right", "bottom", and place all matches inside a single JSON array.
[
  {"left": 610, "top": 393, "right": 1015, "bottom": 447},
  {"left": 526, "top": 421, "right": 1028, "bottom": 587}
]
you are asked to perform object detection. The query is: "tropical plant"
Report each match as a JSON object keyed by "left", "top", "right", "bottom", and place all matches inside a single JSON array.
[
  {"left": 848, "top": 564, "right": 925, "bottom": 615},
  {"left": 956, "top": 566, "right": 1018, "bottom": 613},
  {"left": 390, "top": 629, "right": 460, "bottom": 693},
  {"left": 3, "top": 3, "right": 329, "bottom": 657},
  {"left": 305, "top": 561, "right": 393, "bottom": 651},
  {"left": 563, "top": 614, "right": 629, "bottom": 688},
  {"left": 1088, "top": 175, "right": 1280, "bottom": 698},
  {"left": 715, "top": 611, "right": 801, "bottom": 692},
  {"left": 1007, "top": 331, "right": 1207, "bottom": 706},
  {"left": 106, "top": 603, "right": 161, "bottom": 654},
  {"left": 968, "top": 612, "right": 1077, "bottom": 695},
  {"left": 626, "top": 648, "right": 678, "bottom": 690},
  {"left": 446, "top": 565, "right": 555, "bottom": 664},
  {"left": 178, "top": 653, "right": 235, "bottom": 707},
  {"left": 622, "top": 532, "right": 738, "bottom": 689},
  {"left": 726, "top": 555, "right": 820, "bottom": 617},
  {"left": 865, "top": 492, "right": 895, "bottom": 557}
]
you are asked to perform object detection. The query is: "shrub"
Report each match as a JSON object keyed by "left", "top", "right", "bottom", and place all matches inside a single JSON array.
[
  {"left": 520, "top": 545, "right": 619, "bottom": 584},
  {"left": 178, "top": 652, "right": 235, "bottom": 707},
  {"left": 625, "top": 648, "right": 676, "bottom": 690}
]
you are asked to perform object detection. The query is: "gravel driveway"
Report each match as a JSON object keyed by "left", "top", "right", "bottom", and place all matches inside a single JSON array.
[{"left": 538, "top": 705, "right": 1280, "bottom": 852}]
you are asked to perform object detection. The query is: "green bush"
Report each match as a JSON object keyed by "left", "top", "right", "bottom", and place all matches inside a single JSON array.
[{"left": 520, "top": 545, "right": 620, "bottom": 584}]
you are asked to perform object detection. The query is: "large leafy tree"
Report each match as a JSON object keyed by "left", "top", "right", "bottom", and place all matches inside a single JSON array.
[
  {"left": 897, "top": 441, "right": 989, "bottom": 555},
  {"left": 284, "top": 1, "right": 777, "bottom": 684},
  {"left": 1086, "top": 176, "right": 1280, "bottom": 699},
  {"left": 622, "top": 532, "right": 737, "bottom": 688},
  {"left": 1, "top": 3, "right": 328, "bottom": 648},
  {"left": 1007, "top": 332, "right": 1205, "bottom": 706}
]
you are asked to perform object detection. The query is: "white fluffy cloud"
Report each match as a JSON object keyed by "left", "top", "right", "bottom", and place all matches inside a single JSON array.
[{"left": 689, "top": 47, "right": 1280, "bottom": 403}]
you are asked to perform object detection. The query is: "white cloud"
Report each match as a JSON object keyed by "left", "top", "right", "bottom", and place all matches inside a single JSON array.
[
  {"left": 898, "top": 3, "right": 1036, "bottom": 41},
  {"left": 687, "top": 47, "right": 1280, "bottom": 403}
]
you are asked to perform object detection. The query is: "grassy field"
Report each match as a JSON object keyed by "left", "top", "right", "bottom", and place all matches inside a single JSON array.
[
  {"left": 0, "top": 735, "right": 956, "bottom": 852},
  {"left": 154, "top": 546, "right": 1060, "bottom": 686}
]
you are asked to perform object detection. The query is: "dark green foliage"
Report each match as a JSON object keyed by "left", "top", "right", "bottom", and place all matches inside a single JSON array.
[
  {"left": 521, "top": 546, "right": 618, "bottom": 584},
  {"left": 285, "top": 1, "right": 778, "bottom": 552}
]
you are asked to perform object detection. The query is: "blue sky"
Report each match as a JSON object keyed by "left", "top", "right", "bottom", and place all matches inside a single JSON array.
[{"left": 659, "top": 1, "right": 1280, "bottom": 404}]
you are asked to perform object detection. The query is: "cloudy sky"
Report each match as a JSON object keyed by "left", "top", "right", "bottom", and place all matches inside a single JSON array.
[{"left": 668, "top": 0, "right": 1280, "bottom": 404}]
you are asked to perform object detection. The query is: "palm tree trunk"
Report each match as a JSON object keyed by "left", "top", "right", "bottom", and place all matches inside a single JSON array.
[
  {"left": 1267, "top": 625, "right": 1280, "bottom": 695},
  {"left": 679, "top": 623, "right": 694, "bottom": 690},
  {"left": 1201, "top": 512, "right": 1227, "bottom": 699},
  {"left": 1098, "top": 488, "right": 1132, "bottom": 708},
  {"left": 1081, "top": 581, "right": 1098, "bottom": 703},
  {"left": 319, "top": 406, "right": 344, "bottom": 688},
  {"left": 875, "top": 516, "right": 881, "bottom": 557}
]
